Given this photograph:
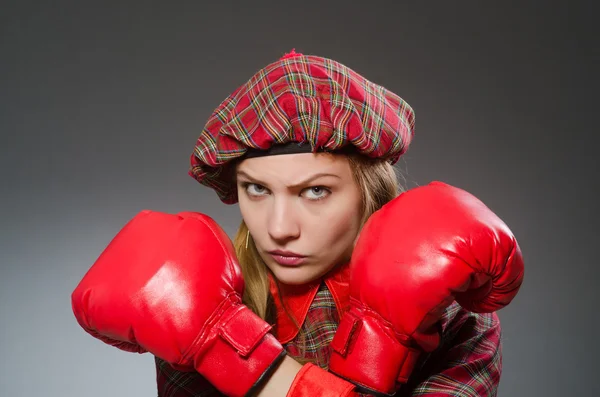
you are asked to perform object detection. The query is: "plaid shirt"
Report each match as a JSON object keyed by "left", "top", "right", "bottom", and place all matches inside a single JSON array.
[{"left": 155, "top": 283, "right": 502, "bottom": 396}]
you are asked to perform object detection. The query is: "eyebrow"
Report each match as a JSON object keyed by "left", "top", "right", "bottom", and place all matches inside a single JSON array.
[{"left": 236, "top": 170, "right": 341, "bottom": 188}]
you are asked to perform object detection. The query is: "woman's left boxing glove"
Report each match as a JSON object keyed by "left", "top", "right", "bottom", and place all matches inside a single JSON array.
[
  {"left": 329, "top": 182, "right": 525, "bottom": 396},
  {"left": 71, "top": 210, "right": 286, "bottom": 397}
]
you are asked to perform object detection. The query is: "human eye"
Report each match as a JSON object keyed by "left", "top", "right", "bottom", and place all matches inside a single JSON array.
[
  {"left": 302, "top": 186, "right": 331, "bottom": 201},
  {"left": 241, "top": 182, "right": 269, "bottom": 197}
]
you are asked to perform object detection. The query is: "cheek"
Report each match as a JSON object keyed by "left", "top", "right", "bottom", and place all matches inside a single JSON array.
[
  {"left": 239, "top": 200, "right": 265, "bottom": 237},
  {"left": 313, "top": 200, "right": 361, "bottom": 247}
]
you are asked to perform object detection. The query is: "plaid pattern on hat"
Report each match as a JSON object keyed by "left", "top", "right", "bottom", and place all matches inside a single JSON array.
[{"left": 189, "top": 49, "right": 415, "bottom": 204}]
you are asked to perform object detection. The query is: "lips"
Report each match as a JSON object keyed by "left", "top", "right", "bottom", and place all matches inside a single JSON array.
[
  {"left": 268, "top": 250, "right": 306, "bottom": 266},
  {"left": 268, "top": 250, "right": 305, "bottom": 257}
]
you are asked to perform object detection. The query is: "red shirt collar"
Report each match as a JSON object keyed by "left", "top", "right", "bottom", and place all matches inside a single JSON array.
[{"left": 268, "top": 263, "right": 351, "bottom": 343}]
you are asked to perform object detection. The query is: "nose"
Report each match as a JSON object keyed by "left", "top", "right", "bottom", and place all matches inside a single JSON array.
[{"left": 267, "top": 197, "right": 300, "bottom": 244}]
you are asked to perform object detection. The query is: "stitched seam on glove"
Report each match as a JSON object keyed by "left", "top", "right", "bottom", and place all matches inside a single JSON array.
[
  {"left": 219, "top": 304, "right": 272, "bottom": 356},
  {"left": 181, "top": 292, "right": 239, "bottom": 363}
]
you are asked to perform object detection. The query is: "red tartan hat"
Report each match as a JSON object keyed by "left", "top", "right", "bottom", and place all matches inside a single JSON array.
[{"left": 189, "top": 49, "right": 415, "bottom": 204}]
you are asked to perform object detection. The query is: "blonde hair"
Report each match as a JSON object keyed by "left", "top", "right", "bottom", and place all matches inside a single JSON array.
[{"left": 233, "top": 152, "right": 403, "bottom": 322}]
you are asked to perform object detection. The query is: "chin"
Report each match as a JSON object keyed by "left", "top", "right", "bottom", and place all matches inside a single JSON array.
[{"left": 269, "top": 265, "right": 324, "bottom": 286}]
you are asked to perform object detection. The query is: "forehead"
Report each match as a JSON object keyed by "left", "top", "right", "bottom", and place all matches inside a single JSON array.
[{"left": 236, "top": 153, "right": 351, "bottom": 180}]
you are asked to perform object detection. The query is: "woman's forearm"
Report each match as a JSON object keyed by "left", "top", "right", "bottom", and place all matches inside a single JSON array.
[{"left": 255, "top": 355, "right": 303, "bottom": 396}]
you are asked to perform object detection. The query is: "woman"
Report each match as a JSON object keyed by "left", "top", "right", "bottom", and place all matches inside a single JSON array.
[{"left": 72, "top": 50, "right": 524, "bottom": 396}]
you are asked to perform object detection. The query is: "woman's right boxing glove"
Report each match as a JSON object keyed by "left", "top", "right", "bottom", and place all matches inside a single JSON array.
[{"left": 71, "top": 210, "right": 286, "bottom": 397}]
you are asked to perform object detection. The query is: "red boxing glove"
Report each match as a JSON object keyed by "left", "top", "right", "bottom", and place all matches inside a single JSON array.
[
  {"left": 71, "top": 210, "right": 286, "bottom": 397},
  {"left": 329, "top": 181, "right": 524, "bottom": 396},
  {"left": 287, "top": 363, "right": 357, "bottom": 397}
]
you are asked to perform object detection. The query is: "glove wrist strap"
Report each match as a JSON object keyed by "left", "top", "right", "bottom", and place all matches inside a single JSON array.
[
  {"left": 193, "top": 297, "right": 285, "bottom": 397},
  {"left": 287, "top": 363, "right": 356, "bottom": 397},
  {"left": 329, "top": 306, "right": 421, "bottom": 395}
]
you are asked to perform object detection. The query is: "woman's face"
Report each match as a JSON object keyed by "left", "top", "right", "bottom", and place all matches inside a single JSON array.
[{"left": 236, "top": 152, "right": 362, "bottom": 285}]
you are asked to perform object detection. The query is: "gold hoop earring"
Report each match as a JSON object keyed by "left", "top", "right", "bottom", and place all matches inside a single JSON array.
[{"left": 245, "top": 230, "right": 250, "bottom": 249}]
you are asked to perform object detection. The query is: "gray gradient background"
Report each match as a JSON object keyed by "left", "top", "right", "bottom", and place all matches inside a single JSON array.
[{"left": 1, "top": 1, "right": 597, "bottom": 396}]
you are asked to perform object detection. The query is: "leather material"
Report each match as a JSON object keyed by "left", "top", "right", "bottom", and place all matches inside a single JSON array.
[
  {"left": 71, "top": 210, "right": 285, "bottom": 397},
  {"left": 329, "top": 181, "right": 525, "bottom": 395},
  {"left": 270, "top": 263, "right": 351, "bottom": 343},
  {"left": 286, "top": 363, "right": 357, "bottom": 397}
]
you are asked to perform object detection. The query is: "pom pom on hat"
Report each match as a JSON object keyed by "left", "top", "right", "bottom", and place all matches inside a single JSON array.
[
  {"left": 281, "top": 48, "right": 302, "bottom": 59},
  {"left": 189, "top": 50, "right": 415, "bottom": 204}
]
